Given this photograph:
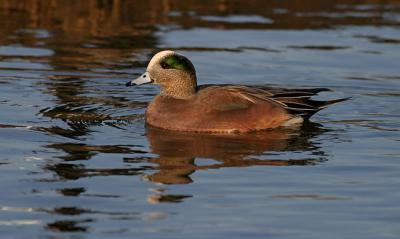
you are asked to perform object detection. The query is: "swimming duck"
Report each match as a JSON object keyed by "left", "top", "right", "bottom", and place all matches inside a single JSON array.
[{"left": 126, "top": 50, "right": 347, "bottom": 133}]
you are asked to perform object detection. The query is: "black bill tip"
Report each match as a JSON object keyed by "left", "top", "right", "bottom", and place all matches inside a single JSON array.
[{"left": 125, "top": 81, "right": 133, "bottom": 87}]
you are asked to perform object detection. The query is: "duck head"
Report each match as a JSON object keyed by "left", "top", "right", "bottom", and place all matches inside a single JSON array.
[{"left": 126, "top": 50, "right": 197, "bottom": 99}]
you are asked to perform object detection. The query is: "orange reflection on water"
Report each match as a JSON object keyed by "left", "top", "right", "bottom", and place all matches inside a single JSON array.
[{"left": 143, "top": 124, "right": 326, "bottom": 185}]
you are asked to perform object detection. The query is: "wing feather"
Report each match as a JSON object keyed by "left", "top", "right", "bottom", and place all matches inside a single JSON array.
[{"left": 199, "top": 85, "right": 349, "bottom": 118}]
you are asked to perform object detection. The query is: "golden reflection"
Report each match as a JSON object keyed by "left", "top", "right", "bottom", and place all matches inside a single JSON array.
[{"left": 1, "top": 0, "right": 399, "bottom": 40}]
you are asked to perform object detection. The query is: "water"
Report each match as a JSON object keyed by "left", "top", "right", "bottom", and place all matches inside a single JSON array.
[{"left": 0, "top": 1, "right": 400, "bottom": 238}]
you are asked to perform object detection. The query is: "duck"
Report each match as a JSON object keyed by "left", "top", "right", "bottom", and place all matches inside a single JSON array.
[{"left": 126, "top": 50, "right": 348, "bottom": 133}]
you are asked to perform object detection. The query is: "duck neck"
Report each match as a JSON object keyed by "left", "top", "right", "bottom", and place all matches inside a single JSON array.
[{"left": 160, "top": 75, "right": 197, "bottom": 100}]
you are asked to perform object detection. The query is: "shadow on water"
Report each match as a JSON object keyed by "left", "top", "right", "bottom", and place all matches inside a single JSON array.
[
  {"left": 47, "top": 219, "right": 93, "bottom": 232},
  {"left": 43, "top": 206, "right": 141, "bottom": 232}
]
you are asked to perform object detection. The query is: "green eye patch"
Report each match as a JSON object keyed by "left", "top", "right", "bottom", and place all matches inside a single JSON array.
[{"left": 161, "top": 54, "right": 193, "bottom": 71}]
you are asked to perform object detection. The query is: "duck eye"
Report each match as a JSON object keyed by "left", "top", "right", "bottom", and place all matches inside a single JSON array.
[{"left": 160, "top": 62, "right": 168, "bottom": 69}]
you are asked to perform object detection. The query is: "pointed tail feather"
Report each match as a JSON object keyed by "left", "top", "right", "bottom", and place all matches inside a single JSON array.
[
  {"left": 282, "top": 97, "right": 351, "bottom": 119},
  {"left": 318, "top": 97, "right": 351, "bottom": 109}
]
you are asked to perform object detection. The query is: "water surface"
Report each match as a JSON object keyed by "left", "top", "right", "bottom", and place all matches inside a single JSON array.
[{"left": 0, "top": 1, "right": 400, "bottom": 238}]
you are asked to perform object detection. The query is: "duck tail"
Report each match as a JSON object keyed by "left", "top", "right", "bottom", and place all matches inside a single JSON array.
[
  {"left": 277, "top": 96, "right": 351, "bottom": 119},
  {"left": 318, "top": 97, "right": 351, "bottom": 109}
]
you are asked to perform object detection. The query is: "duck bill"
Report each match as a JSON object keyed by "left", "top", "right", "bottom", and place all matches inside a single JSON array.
[{"left": 126, "top": 72, "right": 153, "bottom": 86}]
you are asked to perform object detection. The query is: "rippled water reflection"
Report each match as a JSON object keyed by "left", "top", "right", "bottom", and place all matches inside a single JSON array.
[{"left": 0, "top": 1, "right": 400, "bottom": 238}]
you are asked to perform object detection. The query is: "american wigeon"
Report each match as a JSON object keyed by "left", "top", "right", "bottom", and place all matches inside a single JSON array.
[{"left": 126, "top": 50, "right": 348, "bottom": 133}]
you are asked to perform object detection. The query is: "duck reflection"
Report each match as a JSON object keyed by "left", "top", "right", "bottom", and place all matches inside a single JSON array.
[{"left": 143, "top": 123, "right": 328, "bottom": 185}]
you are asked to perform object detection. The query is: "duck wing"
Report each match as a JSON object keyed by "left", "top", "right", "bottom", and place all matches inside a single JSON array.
[{"left": 199, "top": 84, "right": 349, "bottom": 118}]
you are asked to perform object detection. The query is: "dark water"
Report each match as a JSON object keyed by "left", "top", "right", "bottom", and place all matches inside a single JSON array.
[{"left": 0, "top": 1, "right": 400, "bottom": 238}]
